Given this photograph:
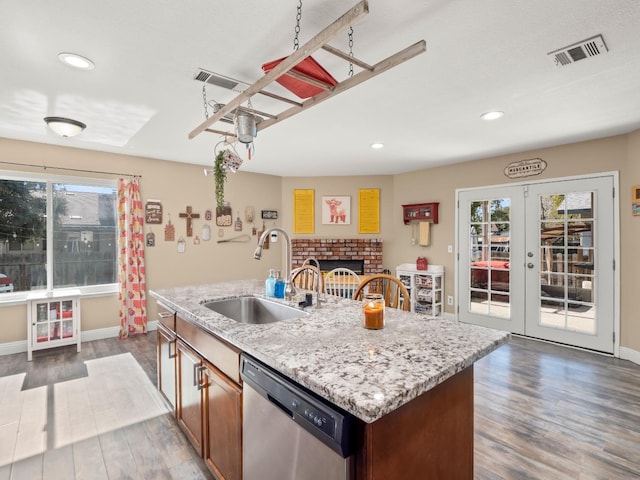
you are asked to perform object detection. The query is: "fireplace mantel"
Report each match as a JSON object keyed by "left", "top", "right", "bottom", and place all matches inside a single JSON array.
[{"left": 291, "top": 238, "right": 383, "bottom": 275}]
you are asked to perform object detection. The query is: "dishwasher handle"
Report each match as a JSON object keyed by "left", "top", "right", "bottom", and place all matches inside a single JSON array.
[{"left": 267, "top": 394, "right": 294, "bottom": 418}]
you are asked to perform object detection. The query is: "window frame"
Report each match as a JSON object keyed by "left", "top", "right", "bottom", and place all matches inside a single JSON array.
[{"left": 0, "top": 169, "right": 119, "bottom": 304}]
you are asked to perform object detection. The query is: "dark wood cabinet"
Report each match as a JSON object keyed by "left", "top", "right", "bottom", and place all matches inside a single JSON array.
[
  {"left": 169, "top": 312, "right": 243, "bottom": 479},
  {"left": 204, "top": 361, "right": 243, "bottom": 480},
  {"left": 354, "top": 367, "right": 473, "bottom": 479},
  {"left": 157, "top": 324, "right": 177, "bottom": 411},
  {"left": 402, "top": 202, "right": 439, "bottom": 224},
  {"left": 177, "top": 340, "right": 204, "bottom": 456}
]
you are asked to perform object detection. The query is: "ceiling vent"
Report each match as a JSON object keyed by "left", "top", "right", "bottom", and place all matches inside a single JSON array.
[
  {"left": 548, "top": 34, "right": 608, "bottom": 67},
  {"left": 193, "top": 69, "right": 248, "bottom": 92}
]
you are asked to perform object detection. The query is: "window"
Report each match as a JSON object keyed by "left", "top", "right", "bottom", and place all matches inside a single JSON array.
[{"left": 0, "top": 172, "right": 118, "bottom": 297}]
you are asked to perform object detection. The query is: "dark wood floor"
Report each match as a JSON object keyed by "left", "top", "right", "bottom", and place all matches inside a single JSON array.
[
  {"left": 474, "top": 336, "right": 640, "bottom": 479},
  {"left": 1, "top": 332, "right": 639, "bottom": 479}
]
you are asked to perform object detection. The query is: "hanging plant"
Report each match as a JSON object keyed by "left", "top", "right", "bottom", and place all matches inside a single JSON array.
[{"left": 214, "top": 150, "right": 227, "bottom": 210}]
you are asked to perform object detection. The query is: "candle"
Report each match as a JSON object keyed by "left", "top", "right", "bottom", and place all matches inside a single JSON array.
[{"left": 363, "top": 294, "right": 385, "bottom": 329}]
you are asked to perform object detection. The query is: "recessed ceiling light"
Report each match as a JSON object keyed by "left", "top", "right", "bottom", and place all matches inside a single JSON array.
[
  {"left": 58, "top": 52, "right": 95, "bottom": 70},
  {"left": 480, "top": 111, "right": 504, "bottom": 121},
  {"left": 371, "top": 143, "right": 384, "bottom": 149}
]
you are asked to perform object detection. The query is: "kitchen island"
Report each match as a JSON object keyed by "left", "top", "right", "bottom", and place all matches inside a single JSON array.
[{"left": 151, "top": 280, "right": 509, "bottom": 479}]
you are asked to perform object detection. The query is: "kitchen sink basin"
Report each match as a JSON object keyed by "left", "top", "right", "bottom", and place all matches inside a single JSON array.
[{"left": 202, "top": 296, "right": 308, "bottom": 324}]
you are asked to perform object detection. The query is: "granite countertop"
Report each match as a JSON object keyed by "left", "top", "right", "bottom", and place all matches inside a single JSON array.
[{"left": 150, "top": 280, "right": 510, "bottom": 423}]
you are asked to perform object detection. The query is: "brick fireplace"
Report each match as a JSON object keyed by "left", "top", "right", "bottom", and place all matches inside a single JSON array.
[{"left": 291, "top": 238, "right": 383, "bottom": 275}]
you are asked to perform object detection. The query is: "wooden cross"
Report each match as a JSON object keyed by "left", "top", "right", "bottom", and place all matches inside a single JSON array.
[{"left": 179, "top": 206, "right": 200, "bottom": 237}]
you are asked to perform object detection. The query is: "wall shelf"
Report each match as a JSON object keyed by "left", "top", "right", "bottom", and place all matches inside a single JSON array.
[{"left": 402, "top": 202, "right": 439, "bottom": 224}]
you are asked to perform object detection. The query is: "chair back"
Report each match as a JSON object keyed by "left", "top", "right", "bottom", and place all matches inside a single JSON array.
[
  {"left": 324, "top": 268, "right": 361, "bottom": 299},
  {"left": 291, "top": 265, "right": 324, "bottom": 292},
  {"left": 353, "top": 273, "right": 410, "bottom": 311}
]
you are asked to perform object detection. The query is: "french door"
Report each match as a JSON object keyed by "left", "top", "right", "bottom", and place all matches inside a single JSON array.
[{"left": 457, "top": 175, "right": 616, "bottom": 353}]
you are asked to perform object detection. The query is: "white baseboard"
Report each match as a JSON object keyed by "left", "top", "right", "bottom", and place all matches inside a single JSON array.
[
  {"left": 0, "top": 340, "right": 28, "bottom": 356},
  {"left": 620, "top": 346, "right": 640, "bottom": 366},
  {"left": 0, "top": 320, "right": 159, "bottom": 357}
]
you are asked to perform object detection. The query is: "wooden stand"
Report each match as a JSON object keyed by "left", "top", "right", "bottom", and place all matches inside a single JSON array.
[{"left": 354, "top": 367, "right": 474, "bottom": 479}]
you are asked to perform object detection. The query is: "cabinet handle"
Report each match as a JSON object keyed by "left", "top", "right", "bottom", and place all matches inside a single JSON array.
[
  {"left": 168, "top": 340, "right": 176, "bottom": 359},
  {"left": 193, "top": 363, "right": 200, "bottom": 386},
  {"left": 158, "top": 311, "right": 174, "bottom": 319},
  {"left": 197, "top": 366, "right": 212, "bottom": 391}
]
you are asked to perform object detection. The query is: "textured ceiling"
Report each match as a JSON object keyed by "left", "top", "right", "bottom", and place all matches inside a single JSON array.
[{"left": 1, "top": 0, "right": 639, "bottom": 177}]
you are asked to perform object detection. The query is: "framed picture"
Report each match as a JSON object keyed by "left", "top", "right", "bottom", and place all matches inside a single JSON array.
[
  {"left": 322, "top": 196, "right": 351, "bottom": 225},
  {"left": 261, "top": 209, "right": 278, "bottom": 220},
  {"left": 633, "top": 185, "right": 640, "bottom": 216}
]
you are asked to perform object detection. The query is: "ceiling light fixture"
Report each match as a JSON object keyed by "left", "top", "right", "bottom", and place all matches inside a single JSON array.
[
  {"left": 481, "top": 111, "right": 504, "bottom": 121},
  {"left": 371, "top": 142, "right": 384, "bottom": 149},
  {"left": 44, "top": 117, "right": 87, "bottom": 137},
  {"left": 58, "top": 52, "right": 95, "bottom": 70}
]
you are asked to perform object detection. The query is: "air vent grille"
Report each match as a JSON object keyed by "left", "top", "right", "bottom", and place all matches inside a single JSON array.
[
  {"left": 547, "top": 34, "right": 608, "bottom": 67},
  {"left": 193, "top": 69, "right": 247, "bottom": 92}
]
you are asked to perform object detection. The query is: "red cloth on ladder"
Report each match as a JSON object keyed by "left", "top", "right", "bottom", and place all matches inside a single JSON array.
[{"left": 262, "top": 55, "right": 338, "bottom": 99}]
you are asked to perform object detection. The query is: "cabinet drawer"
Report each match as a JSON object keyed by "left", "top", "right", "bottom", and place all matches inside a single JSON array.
[
  {"left": 176, "top": 315, "right": 241, "bottom": 384},
  {"left": 157, "top": 303, "right": 176, "bottom": 331}
]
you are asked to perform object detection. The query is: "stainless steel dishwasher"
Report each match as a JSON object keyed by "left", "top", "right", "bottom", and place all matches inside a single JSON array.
[{"left": 240, "top": 354, "right": 357, "bottom": 480}]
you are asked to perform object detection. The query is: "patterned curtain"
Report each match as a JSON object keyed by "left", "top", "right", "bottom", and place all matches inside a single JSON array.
[{"left": 118, "top": 178, "right": 147, "bottom": 338}]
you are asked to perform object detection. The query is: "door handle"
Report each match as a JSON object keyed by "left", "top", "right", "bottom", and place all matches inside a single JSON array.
[
  {"left": 527, "top": 262, "right": 534, "bottom": 269},
  {"left": 168, "top": 339, "right": 176, "bottom": 359}
]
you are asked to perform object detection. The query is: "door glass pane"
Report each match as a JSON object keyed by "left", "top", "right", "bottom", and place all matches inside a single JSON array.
[
  {"left": 538, "top": 192, "right": 595, "bottom": 335},
  {"left": 469, "top": 198, "right": 510, "bottom": 318}
]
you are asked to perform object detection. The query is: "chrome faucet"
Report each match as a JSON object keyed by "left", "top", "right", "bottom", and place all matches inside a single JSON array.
[
  {"left": 301, "top": 256, "right": 322, "bottom": 308},
  {"left": 254, "top": 227, "right": 295, "bottom": 299}
]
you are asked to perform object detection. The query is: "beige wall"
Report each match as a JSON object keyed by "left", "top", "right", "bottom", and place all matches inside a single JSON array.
[
  {"left": 0, "top": 138, "right": 282, "bottom": 341},
  {"left": 621, "top": 130, "right": 640, "bottom": 350},
  {"left": 1, "top": 132, "right": 639, "bottom": 352},
  {"left": 393, "top": 133, "right": 638, "bottom": 351},
  {"left": 279, "top": 176, "right": 395, "bottom": 264}
]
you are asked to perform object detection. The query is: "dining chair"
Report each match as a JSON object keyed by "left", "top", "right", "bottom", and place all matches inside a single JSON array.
[
  {"left": 324, "top": 268, "right": 361, "bottom": 299},
  {"left": 353, "top": 273, "right": 411, "bottom": 311},
  {"left": 291, "top": 265, "right": 324, "bottom": 292}
]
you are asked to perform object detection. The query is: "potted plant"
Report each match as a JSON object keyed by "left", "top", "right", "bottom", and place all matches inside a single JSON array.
[
  {"left": 214, "top": 149, "right": 242, "bottom": 226},
  {"left": 214, "top": 150, "right": 227, "bottom": 211}
]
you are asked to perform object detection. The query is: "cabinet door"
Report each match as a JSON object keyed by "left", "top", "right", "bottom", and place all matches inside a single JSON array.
[
  {"left": 157, "top": 325, "right": 177, "bottom": 412},
  {"left": 203, "top": 362, "right": 242, "bottom": 480},
  {"left": 177, "top": 340, "right": 204, "bottom": 455}
]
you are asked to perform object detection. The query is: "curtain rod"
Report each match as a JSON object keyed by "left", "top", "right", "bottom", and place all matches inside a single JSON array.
[{"left": 0, "top": 160, "right": 142, "bottom": 178}]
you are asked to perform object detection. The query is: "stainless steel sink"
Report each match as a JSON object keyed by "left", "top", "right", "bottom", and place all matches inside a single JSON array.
[{"left": 202, "top": 296, "right": 308, "bottom": 324}]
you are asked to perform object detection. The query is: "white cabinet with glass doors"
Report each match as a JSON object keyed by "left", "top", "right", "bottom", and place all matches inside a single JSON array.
[{"left": 27, "top": 290, "right": 81, "bottom": 361}]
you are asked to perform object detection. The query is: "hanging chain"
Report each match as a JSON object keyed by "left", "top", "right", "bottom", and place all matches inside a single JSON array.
[
  {"left": 202, "top": 85, "right": 209, "bottom": 119},
  {"left": 348, "top": 26, "right": 354, "bottom": 77},
  {"left": 293, "top": 0, "right": 302, "bottom": 51}
]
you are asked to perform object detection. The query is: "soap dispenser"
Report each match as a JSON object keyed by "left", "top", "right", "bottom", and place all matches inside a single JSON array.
[
  {"left": 265, "top": 269, "right": 276, "bottom": 297},
  {"left": 274, "top": 270, "right": 285, "bottom": 299}
]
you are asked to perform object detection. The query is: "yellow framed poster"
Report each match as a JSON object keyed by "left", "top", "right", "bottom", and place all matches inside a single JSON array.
[
  {"left": 293, "top": 189, "right": 314, "bottom": 234},
  {"left": 358, "top": 188, "right": 380, "bottom": 233}
]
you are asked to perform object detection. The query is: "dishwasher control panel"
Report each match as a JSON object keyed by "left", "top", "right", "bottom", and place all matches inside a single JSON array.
[{"left": 241, "top": 354, "right": 355, "bottom": 458}]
